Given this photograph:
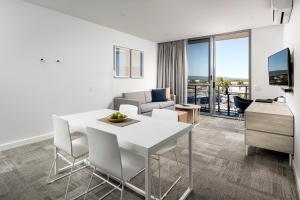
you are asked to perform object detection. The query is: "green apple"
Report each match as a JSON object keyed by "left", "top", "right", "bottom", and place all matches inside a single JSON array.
[{"left": 111, "top": 113, "right": 118, "bottom": 119}]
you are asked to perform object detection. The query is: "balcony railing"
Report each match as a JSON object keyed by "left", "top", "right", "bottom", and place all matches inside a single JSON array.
[
  {"left": 187, "top": 83, "right": 249, "bottom": 117},
  {"left": 187, "top": 84, "right": 211, "bottom": 113}
]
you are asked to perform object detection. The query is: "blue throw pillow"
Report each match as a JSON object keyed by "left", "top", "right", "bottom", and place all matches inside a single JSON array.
[{"left": 151, "top": 89, "right": 167, "bottom": 102}]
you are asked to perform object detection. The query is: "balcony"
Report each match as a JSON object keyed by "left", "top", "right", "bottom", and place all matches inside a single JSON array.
[{"left": 187, "top": 83, "right": 249, "bottom": 117}]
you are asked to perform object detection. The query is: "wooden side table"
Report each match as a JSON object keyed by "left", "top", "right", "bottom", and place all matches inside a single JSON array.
[
  {"left": 175, "top": 110, "right": 188, "bottom": 123},
  {"left": 175, "top": 104, "right": 201, "bottom": 126}
]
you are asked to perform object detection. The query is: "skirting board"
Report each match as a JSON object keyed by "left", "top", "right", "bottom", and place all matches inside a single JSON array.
[
  {"left": 292, "top": 161, "right": 300, "bottom": 199},
  {"left": 0, "top": 132, "right": 53, "bottom": 151}
]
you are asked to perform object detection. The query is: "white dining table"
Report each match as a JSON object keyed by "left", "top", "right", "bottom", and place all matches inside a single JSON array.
[{"left": 61, "top": 109, "right": 193, "bottom": 200}]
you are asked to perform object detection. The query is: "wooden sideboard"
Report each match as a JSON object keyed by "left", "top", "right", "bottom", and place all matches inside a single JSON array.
[{"left": 245, "top": 101, "right": 294, "bottom": 165}]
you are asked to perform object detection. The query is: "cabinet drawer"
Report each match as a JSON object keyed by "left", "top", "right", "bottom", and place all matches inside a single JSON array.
[
  {"left": 245, "top": 111, "right": 293, "bottom": 136},
  {"left": 245, "top": 129, "right": 293, "bottom": 154}
]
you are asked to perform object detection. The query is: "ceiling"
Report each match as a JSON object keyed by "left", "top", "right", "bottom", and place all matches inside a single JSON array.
[{"left": 23, "top": 0, "right": 275, "bottom": 43}]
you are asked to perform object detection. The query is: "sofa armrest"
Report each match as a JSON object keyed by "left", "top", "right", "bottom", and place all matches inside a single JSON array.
[
  {"left": 113, "top": 97, "right": 141, "bottom": 114},
  {"left": 170, "top": 94, "right": 177, "bottom": 103}
]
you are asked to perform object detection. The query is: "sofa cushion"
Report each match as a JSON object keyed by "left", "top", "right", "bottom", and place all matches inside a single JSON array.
[
  {"left": 159, "top": 101, "right": 175, "bottom": 108},
  {"left": 144, "top": 91, "right": 152, "bottom": 103},
  {"left": 124, "top": 92, "right": 146, "bottom": 103},
  {"left": 151, "top": 89, "right": 166, "bottom": 102},
  {"left": 140, "top": 102, "right": 160, "bottom": 113},
  {"left": 165, "top": 87, "right": 171, "bottom": 100}
]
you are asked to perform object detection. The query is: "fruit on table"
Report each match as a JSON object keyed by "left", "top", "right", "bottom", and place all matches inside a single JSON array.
[{"left": 111, "top": 112, "right": 126, "bottom": 119}]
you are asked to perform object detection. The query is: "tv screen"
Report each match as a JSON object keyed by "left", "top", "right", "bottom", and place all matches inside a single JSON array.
[{"left": 268, "top": 48, "right": 290, "bottom": 86}]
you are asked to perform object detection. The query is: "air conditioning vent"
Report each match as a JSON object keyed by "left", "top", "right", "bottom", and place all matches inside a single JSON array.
[
  {"left": 280, "top": 12, "right": 285, "bottom": 24},
  {"left": 272, "top": 0, "right": 293, "bottom": 24}
]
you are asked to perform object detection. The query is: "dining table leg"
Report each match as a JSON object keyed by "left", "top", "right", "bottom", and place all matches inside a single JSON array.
[
  {"left": 179, "top": 130, "right": 193, "bottom": 200},
  {"left": 188, "top": 130, "right": 193, "bottom": 189},
  {"left": 145, "top": 151, "right": 151, "bottom": 200},
  {"left": 54, "top": 147, "right": 57, "bottom": 175}
]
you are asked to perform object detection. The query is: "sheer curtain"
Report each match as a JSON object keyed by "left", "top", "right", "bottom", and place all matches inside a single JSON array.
[{"left": 157, "top": 40, "right": 187, "bottom": 104}]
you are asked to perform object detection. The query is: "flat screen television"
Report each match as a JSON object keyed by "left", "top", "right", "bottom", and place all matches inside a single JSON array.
[{"left": 268, "top": 48, "right": 292, "bottom": 86}]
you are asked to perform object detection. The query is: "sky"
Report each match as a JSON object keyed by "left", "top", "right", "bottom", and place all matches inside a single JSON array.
[
  {"left": 188, "top": 37, "right": 249, "bottom": 80},
  {"left": 188, "top": 41, "right": 209, "bottom": 79}
]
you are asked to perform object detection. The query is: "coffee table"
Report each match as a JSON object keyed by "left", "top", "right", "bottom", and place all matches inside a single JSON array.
[
  {"left": 175, "top": 110, "right": 188, "bottom": 123},
  {"left": 175, "top": 104, "right": 201, "bottom": 126}
]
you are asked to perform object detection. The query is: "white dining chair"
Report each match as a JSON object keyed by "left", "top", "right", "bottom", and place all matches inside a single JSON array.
[
  {"left": 84, "top": 127, "right": 145, "bottom": 200},
  {"left": 119, "top": 104, "right": 138, "bottom": 116},
  {"left": 47, "top": 115, "right": 89, "bottom": 200},
  {"left": 151, "top": 109, "right": 182, "bottom": 200}
]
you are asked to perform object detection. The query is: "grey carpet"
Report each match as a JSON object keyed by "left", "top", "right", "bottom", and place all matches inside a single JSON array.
[{"left": 0, "top": 115, "right": 298, "bottom": 200}]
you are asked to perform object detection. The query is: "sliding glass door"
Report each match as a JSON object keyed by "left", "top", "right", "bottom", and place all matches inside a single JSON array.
[
  {"left": 186, "top": 30, "right": 250, "bottom": 118},
  {"left": 213, "top": 31, "right": 250, "bottom": 117},
  {"left": 187, "top": 38, "right": 211, "bottom": 113}
]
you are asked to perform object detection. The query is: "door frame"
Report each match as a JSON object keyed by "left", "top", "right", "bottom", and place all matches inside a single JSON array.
[
  {"left": 187, "top": 29, "right": 251, "bottom": 118},
  {"left": 211, "top": 29, "right": 251, "bottom": 117},
  {"left": 187, "top": 37, "right": 212, "bottom": 115}
]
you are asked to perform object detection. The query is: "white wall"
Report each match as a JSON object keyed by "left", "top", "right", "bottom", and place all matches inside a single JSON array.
[
  {"left": 251, "top": 25, "right": 284, "bottom": 99},
  {"left": 0, "top": 0, "right": 157, "bottom": 146},
  {"left": 283, "top": 0, "right": 300, "bottom": 192}
]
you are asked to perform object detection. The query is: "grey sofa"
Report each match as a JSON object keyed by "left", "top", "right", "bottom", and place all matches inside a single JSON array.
[{"left": 114, "top": 91, "right": 176, "bottom": 115}]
